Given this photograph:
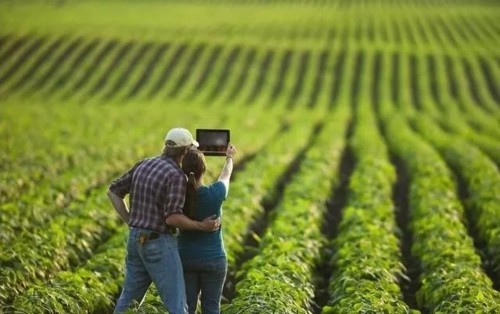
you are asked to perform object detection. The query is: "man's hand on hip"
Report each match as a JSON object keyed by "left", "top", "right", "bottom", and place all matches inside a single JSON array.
[{"left": 198, "top": 215, "right": 221, "bottom": 232}]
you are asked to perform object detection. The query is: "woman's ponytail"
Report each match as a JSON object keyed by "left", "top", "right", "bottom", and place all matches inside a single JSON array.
[
  {"left": 182, "top": 149, "right": 206, "bottom": 219},
  {"left": 183, "top": 172, "right": 197, "bottom": 219}
]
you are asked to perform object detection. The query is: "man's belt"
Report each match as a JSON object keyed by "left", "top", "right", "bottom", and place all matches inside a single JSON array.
[{"left": 136, "top": 227, "right": 178, "bottom": 244}]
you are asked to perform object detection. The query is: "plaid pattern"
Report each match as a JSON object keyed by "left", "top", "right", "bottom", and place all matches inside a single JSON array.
[{"left": 109, "top": 156, "right": 187, "bottom": 233}]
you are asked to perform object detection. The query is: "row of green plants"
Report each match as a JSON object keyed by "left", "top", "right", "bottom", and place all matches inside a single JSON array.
[
  {"left": 445, "top": 53, "right": 500, "bottom": 119},
  {"left": 11, "top": 226, "right": 128, "bottom": 314},
  {"left": 380, "top": 105, "right": 500, "bottom": 312},
  {"left": 3, "top": 36, "right": 83, "bottom": 99},
  {"left": 0, "top": 101, "right": 176, "bottom": 235},
  {"left": 392, "top": 46, "right": 500, "bottom": 280},
  {"left": 428, "top": 53, "right": 500, "bottom": 139},
  {"left": 223, "top": 44, "right": 350, "bottom": 312},
  {"left": 379, "top": 46, "right": 497, "bottom": 312},
  {"left": 411, "top": 113, "right": 500, "bottom": 280},
  {"left": 223, "top": 107, "right": 324, "bottom": 266},
  {"left": 322, "top": 51, "right": 411, "bottom": 313},
  {"left": 0, "top": 187, "right": 120, "bottom": 305},
  {"left": 378, "top": 47, "right": 499, "bottom": 141},
  {"left": 0, "top": 33, "right": 330, "bottom": 110},
  {"left": 2, "top": 0, "right": 498, "bottom": 55},
  {"left": 388, "top": 50, "right": 500, "bottom": 163},
  {"left": 434, "top": 107, "right": 500, "bottom": 163},
  {"left": 3, "top": 24, "right": 498, "bottom": 117},
  {"left": 224, "top": 103, "right": 350, "bottom": 313}
]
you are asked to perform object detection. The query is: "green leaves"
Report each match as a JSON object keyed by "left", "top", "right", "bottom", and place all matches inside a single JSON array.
[
  {"left": 225, "top": 106, "right": 350, "bottom": 314},
  {"left": 384, "top": 112, "right": 500, "bottom": 312},
  {"left": 324, "top": 99, "right": 410, "bottom": 313}
]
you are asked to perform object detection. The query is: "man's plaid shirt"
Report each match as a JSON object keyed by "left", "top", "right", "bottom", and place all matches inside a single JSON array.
[{"left": 109, "top": 155, "right": 187, "bottom": 233}]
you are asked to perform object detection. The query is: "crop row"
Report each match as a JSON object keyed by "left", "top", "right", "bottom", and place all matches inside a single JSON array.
[
  {"left": 412, "top": 114, "right": 500, "bottom": 283},
  {"left": 224, "top": 99, "right": 350, "bottom": 313},
  {"left": 379, "top": 103, "right": 500, "bottom": 312},
  {"left": 322, "top": 51, "right": 410, "bottom": 313},
  {"left": 403, "top": 52, "right": 500, "bottom": 162},
  {"left": 389, "top": 44, "right": 500, "bottom": 282},
  {"left": 0, "top": 27, "right": 499, "bottom": 110},
  {"left": 223, "top": 109, "right": 325, "bottom": 266},
  {"left": 1, "top": 1, "right": 499, "bottom": 52}
]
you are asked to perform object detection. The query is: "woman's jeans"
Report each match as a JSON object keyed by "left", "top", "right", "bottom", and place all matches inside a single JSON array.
[
  {"left": 114, "top": 227, "right": 187, "bottom": 314},
  {"left": 181, "top": 257, "right": 227, "bottom": 314}
]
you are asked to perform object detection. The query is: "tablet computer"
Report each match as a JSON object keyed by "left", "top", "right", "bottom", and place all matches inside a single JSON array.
[{"left": 196, "top": 129, "right": 230, "bottom": 156}]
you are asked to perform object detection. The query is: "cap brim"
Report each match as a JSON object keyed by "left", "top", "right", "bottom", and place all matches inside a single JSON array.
[{"left": 192, "top": 140, "right": 199, "bottom": 147}]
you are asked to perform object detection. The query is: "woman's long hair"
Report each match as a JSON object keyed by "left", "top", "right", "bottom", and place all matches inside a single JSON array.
[{"left": 182, "top": 149, "right": 206, "bottom": 219}]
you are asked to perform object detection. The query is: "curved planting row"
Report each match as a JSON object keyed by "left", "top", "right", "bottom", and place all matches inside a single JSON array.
[
  {"left": 224, "top": 103, "right": 350, "bottom": 314},
  {"left": 411, "top": 113, "right": 500, "bottom": 281},
  {"left": 0, "top": 22, "right": 498, "bottom": 113},
  {"left": 380, "top": 107, "right": 500, "bottom": 312},
  {"left": 11, "top": 226, "right": 128, "bottom": 314},
  {"left": 322, "top": 51, "right": 410, "bottom": 313},
  {"left": 56, "top": 39, "right": 119, "bottom": 100},
  {"left": 223, "top": 107, "right": 325, "bottom": 266},
  {"left": 434, "top": 53, "right": 500, "bottom": 138},
  {"left": 0, "top": 103, "right": 174, "bottom": 223},
  {"left": 0, "top": 188, "right": 121, "bottom": 305},
  {"left": 432, "top": 108, "right": 500, "bottom": 164},
  {"left": 449, "top": 53, "right": 500, "bottom": 121},
  {"left": 400, "top": 51, "right": 500, "bottom": 163}
]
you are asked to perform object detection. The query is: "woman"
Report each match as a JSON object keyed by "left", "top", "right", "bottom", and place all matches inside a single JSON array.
[{"left": 178, "top": 143, "right": 237, "bottom": 314}]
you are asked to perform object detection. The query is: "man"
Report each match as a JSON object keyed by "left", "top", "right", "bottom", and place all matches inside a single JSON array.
[{"left": 107, "top": 127, "right": 221, "bottom": 314}]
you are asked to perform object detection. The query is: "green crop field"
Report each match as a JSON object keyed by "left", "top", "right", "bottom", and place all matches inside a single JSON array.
[{"left": 1, "top": 0, "right": 499, "bottom": 313}]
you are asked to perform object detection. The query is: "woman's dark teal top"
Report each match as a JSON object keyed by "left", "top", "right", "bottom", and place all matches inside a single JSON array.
[{"left": 178, "top": 181, "right": 227, "bottom": 260}]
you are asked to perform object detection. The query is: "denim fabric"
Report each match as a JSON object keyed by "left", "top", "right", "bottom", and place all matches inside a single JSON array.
[
  {"left": 181, "top": 257, "right": 227, "bottom": 314},
  {"left": 114, "top": 228, "right": 187, "bottom": 314}
]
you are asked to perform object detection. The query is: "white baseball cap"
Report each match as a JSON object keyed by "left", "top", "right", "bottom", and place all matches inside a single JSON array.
[{"left": 165, "top": 128, "right": 199, "bottom": 147}]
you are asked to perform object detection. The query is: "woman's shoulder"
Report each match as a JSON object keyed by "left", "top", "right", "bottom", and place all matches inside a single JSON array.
[{"left": 201, "top": 181, "right": 226, "bottom": 199}]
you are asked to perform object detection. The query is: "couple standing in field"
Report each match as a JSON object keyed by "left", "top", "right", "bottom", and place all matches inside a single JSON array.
[{"left": 107, "top": 127, "right": 237, "bottom": 314}]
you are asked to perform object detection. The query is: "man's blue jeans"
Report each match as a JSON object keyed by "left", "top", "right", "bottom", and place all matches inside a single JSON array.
[
  {"left": 181, "top": 257, "right": 227, "bottom": 314},
  {"left": 114, "top": 227, "right": 187, "bottom": 314}
]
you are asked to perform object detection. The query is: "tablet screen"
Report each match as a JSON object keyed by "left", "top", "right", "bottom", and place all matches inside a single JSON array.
[{"left": 196, "top": 129, "right": 230, "bottom": 156}]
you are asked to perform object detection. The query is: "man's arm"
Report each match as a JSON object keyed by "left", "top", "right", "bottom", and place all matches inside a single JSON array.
[
  {"left": 107, "top": 160, "right": 142, "bottom": 223},
  {"left": 107, "top": 190, "right": 130, "bottom": 223},
  {"left": 165, "top": 171, "right": 220, "bottom": 232},
  {"left": 165, "top": 213, "right": 220, "bottom": 232}
]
